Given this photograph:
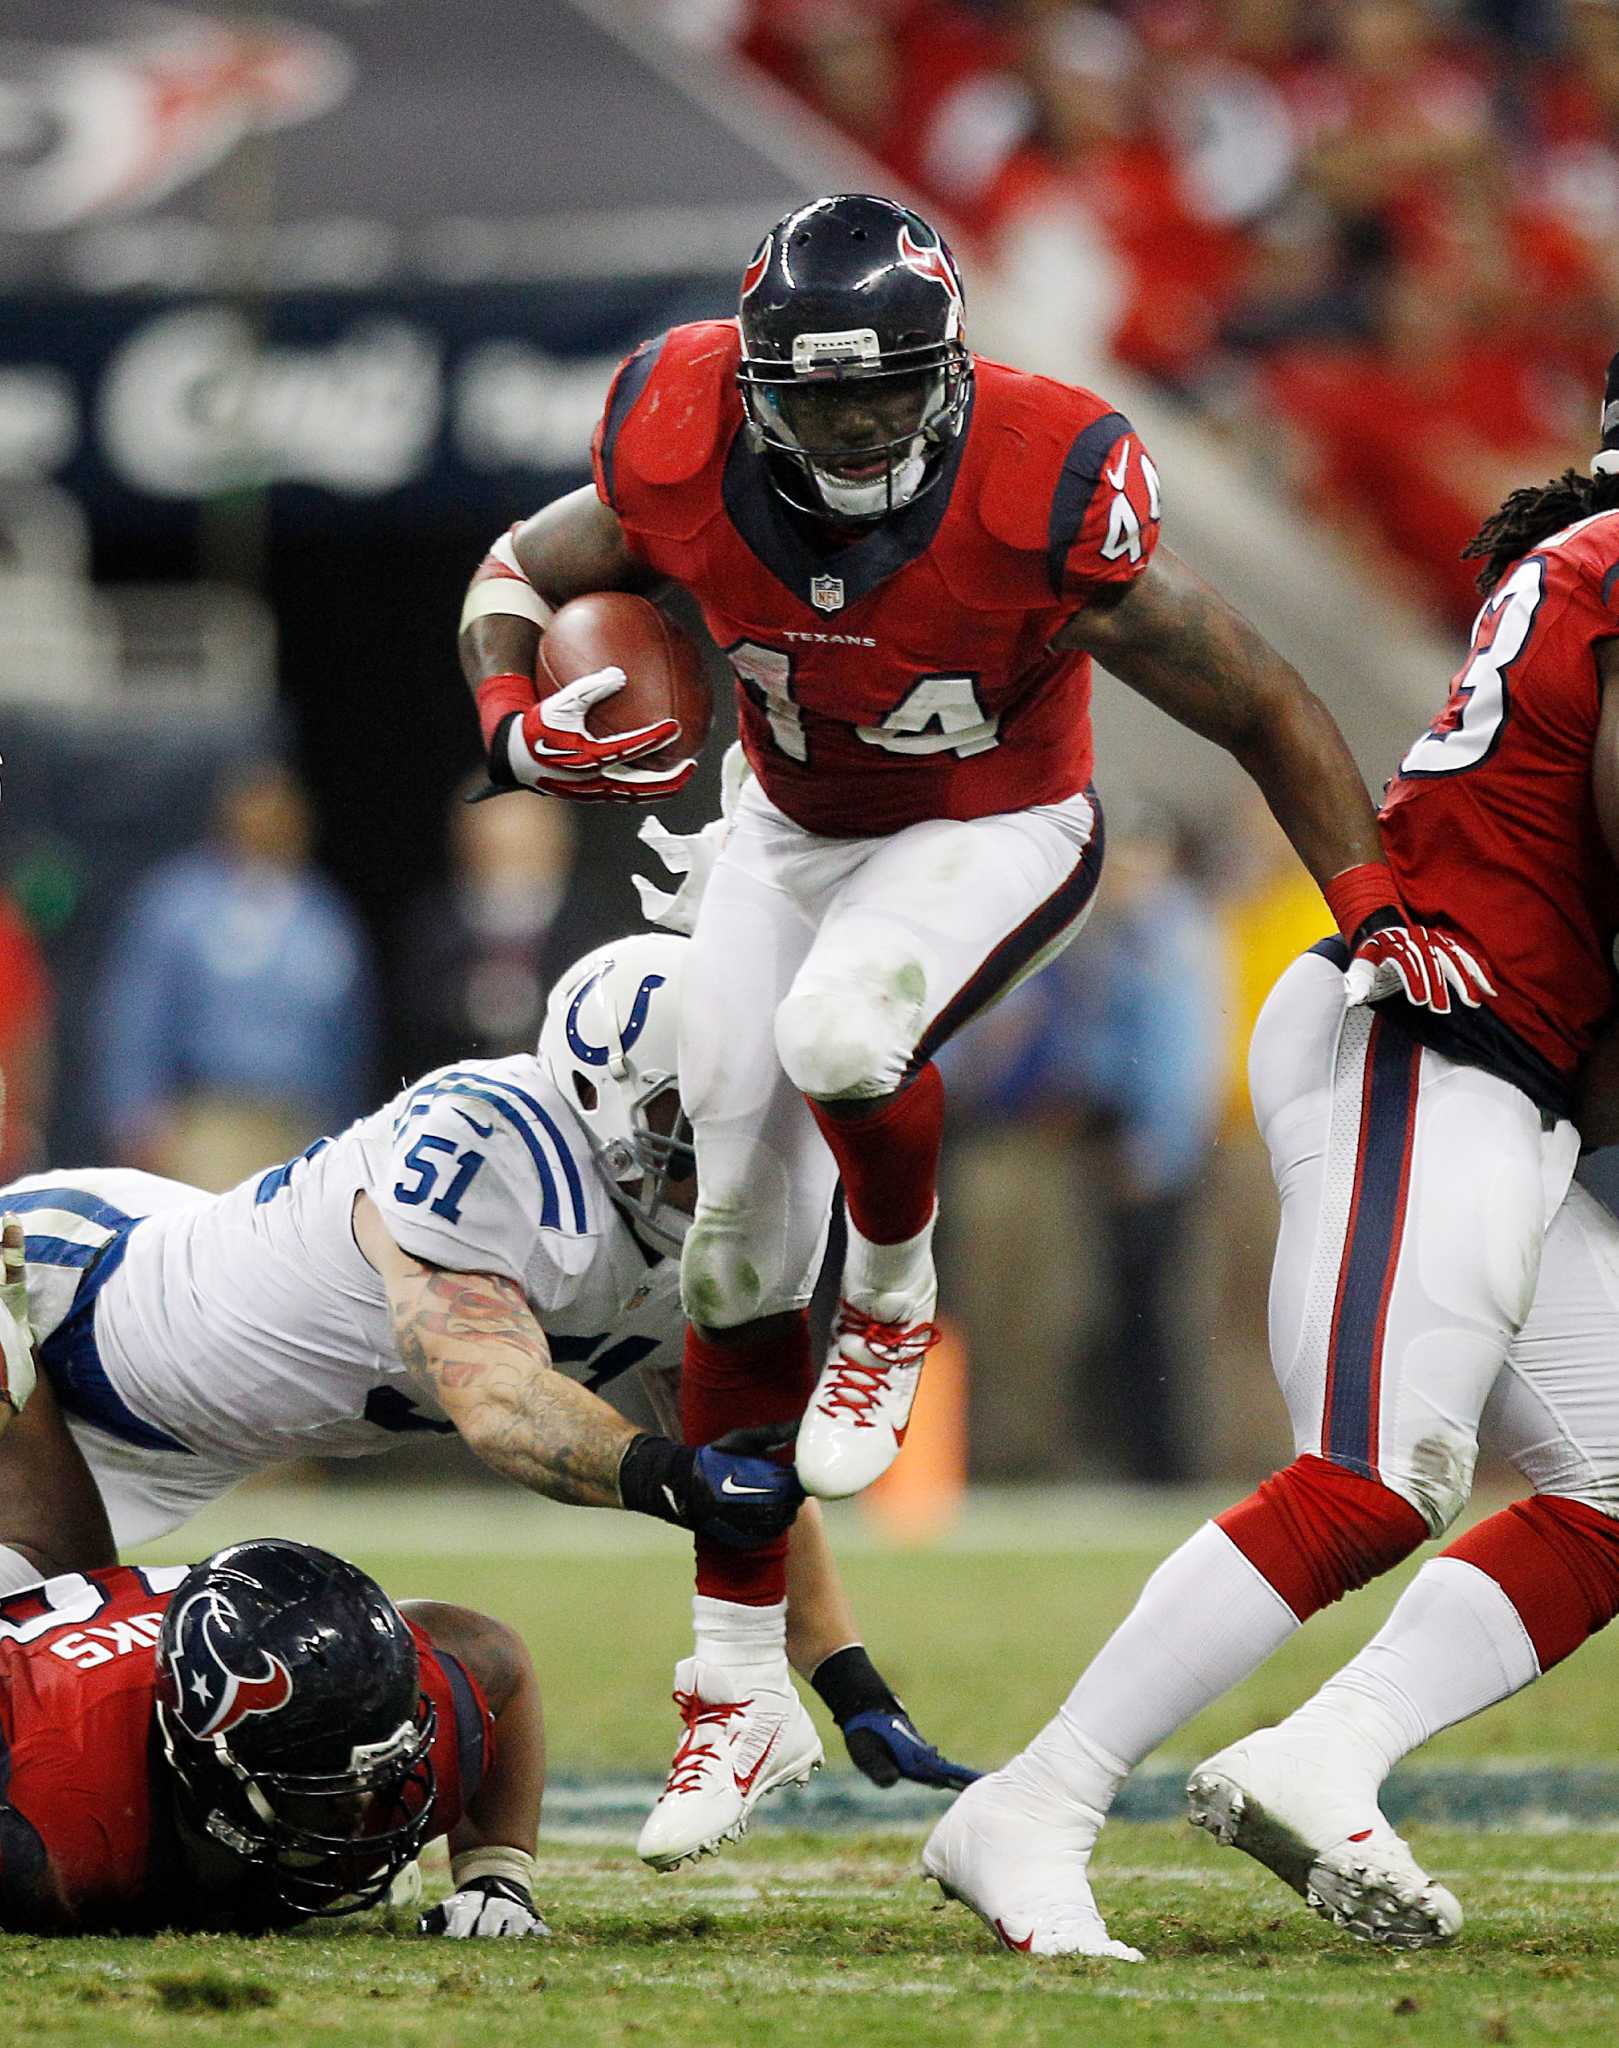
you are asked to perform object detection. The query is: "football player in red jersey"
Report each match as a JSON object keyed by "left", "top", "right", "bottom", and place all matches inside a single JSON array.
[
  {"left": 922, "top": 355, "right": 1619, "bottom": 1959},
  {"left": 0, "top": 1342, "right": 547, "bottom": 1935},
  {"left": 457, "top": 192, "right": 1462, "bottom": 1872}
]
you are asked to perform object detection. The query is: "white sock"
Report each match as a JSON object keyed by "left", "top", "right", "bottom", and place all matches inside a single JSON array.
[
  {"left": 841, "top": 1206, "right": 938, "bottom": 1318},
  {"left": 692, "top": 1594, "right": 790, "bottom": 1689},
  {"left": 1283, "top": 1557, "right": 1541, "bottom": 1779},
  {"left": 1018, "top": 1521, "right": 1299, "bottom": 1816},
  {"left": 1003, "top": 1720, "right": 1130, "bottom": 1846}
]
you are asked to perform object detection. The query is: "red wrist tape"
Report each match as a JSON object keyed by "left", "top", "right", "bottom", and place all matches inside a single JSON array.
[
  {"left": 475, "top": 671, "right": 538, "bottom": 752},
  {"left": 1323, "top": 860, "right": 1399, "bottom": 942}
]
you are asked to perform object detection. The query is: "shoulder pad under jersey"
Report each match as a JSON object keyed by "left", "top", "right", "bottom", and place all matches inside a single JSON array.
[
  {"left": 593, "top": 320, "right": 742, "bottom": 528},
  {"left": 377, "top": 1062, "right": 600, "bottom": 1301},
  {"left": 1537, "top": 506, "right": 1619, "bottom": 608},
  {"left": 974, "top": 361, "right": 1155, "bottom": 598}
]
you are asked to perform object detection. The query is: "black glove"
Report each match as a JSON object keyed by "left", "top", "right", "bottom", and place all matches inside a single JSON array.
[
  {"left": 812, "top": 1645, "right": 981, "bottom": 1791},
  {"left": 619, "top": 1427, "right": 804, "bottom": 1549}
]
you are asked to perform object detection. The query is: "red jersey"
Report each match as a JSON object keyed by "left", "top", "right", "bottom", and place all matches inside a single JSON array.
[
  {"left": 0, "top": 1565, "right": 491, "bottom": 1931},
  {"left": 590, "top": 320, "right": 1160, "bottom": 837},
  {"left": 1379, "top": 507, "right": 1619, "bottom": 1083}
]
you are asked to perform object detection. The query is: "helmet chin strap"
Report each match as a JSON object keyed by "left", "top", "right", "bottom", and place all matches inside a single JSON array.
[{"left": 812, "top": 442, "right": 929, "bottom": 520}]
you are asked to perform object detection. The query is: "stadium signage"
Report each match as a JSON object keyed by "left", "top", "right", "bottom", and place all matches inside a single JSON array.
[{"left": 0, "top": 284, "right": 726, "bottom": 527}]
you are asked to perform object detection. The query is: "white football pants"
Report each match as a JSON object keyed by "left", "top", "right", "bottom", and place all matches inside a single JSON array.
[
  {"left": 679, "top": 779, "right": 1102, "bottom": 1327},
  {"left": 1488, "top": 1176, "right": 1619, "bottom": 1515},
  {"left": 2, "top": 1166, "right": 250, "bottom": 1549},
  {"left": 1255, "top": 949, "right": 1591, "bottom": 1534}
]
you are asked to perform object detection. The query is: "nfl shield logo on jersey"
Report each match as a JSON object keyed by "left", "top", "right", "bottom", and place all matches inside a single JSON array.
[{"left": 810, "top": 575, "right": 844, "bottom": 613}]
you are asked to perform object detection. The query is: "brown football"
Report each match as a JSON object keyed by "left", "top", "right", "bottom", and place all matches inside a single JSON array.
[{"left": 537, "top": 593, "right": 712, "bottom": 772}]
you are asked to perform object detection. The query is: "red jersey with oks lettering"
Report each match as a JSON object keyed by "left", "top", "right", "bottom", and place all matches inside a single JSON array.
[
  {"left": 1379, "top": 506, "right": 1619, "bottom": 1077},
  {"left": 590, "top": 320, "right": 1160, "bottom": 838},
  {"left": 0, "top": 1565, "right": 492, "bottom": 1930}
]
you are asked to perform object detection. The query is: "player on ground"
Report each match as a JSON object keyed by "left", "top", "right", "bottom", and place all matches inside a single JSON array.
[
  {"left": 456, "top": 190, "right": 1468, "bottom": 1870},
  {"left": 921, "top": 356, "right": 1619, "bottom": 1958},
  {"left": 1, "top": 1543, "right": 547, "bottom": 1933},
  {"left": 0, "top": 939, "right": 971, "bottom": 1810},
  {"left": 0, "top": 1344, "right": 546, "bottom": 1934}
]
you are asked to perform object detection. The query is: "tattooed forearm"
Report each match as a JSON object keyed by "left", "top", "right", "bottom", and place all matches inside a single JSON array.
[
  {"left": 387, "top": 1264, "right": 636, "bottom": 1508},
  {"left": 1063, "top": 546, "right": 1381, "bottom": 886}
]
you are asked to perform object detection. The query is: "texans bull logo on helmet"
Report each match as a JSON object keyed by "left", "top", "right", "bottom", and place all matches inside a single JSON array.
[
  {"left": 160, "top": 1588, "right": 295, "bottom": 1739},
  {"left": 897, "top": 223, "right": 964, "bottom": 327},
  {"left": 740, "top": 239, "right": 771, "bottom": 301}
]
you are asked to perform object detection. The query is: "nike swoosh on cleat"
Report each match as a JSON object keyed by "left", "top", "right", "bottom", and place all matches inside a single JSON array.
[
  {"left": 733, "top": 1727, "right": 780, "bottom": 1797},
  {"left": 995, "top": 1919, "right": 1035, "bottom": 1953},
  {"left": 720, "top": 1475, "right": 774, "bottom": 1496},
  {"left": 661, "top": 1484, "right": 681, "bottom": 1516},
  {"left": 892, "top": 1421, "right": 909, "bottom": 1448}
]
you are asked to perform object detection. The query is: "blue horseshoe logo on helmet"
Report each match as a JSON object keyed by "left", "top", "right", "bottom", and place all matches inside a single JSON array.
[{"left": 566, "top": 970, "right": 667, "bottom": 1067}]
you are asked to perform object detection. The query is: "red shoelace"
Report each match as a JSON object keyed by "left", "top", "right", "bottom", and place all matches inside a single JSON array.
[
  {"left": 664, "top": 1688, "right": 751, "bottom": 1796},
  {"left": 813, "top": 1308, "right": 941, "bottom": 1426}
]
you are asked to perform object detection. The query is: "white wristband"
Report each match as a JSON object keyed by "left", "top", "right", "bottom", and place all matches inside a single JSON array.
[
  {"left": 460, "top": 577, "right": 554, "bottom": 633},
  {"left": 490, "top": 529, "right": 526, "bottom": 576},
  {"left": 459, "top": 527, "right": 556, "bottom": 633},
  {"left": 450, "top": 1845, "right": 537, "bottom": 1893}
]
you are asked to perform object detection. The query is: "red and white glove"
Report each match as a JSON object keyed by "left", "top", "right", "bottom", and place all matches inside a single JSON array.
[
  {"left": 511, "top": 668, "right": 693, "bottom": 803},
  {"left": 1325, "top": 862, "right": 1496, "bottom": 1016},
  {"left": 1344, "top": 911, "right": 1495, "bottom": 1014}
]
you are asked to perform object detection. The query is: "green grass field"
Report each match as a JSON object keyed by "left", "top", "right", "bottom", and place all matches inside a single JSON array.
[
  {"left": 3, "top": 1481, "right": 1615, "bottom": 2045},
  {"left": 11, "top": 1828, "right": 1619, "bottom": 2048}
]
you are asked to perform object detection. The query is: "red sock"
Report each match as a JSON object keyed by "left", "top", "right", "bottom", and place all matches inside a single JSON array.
[
  {"left": 806, "top": 1062, "right": 944, "bottom": 1245},
  {"left": 1442, "top": 1495, "right": 1619, "bottom": 1671},
  {"left": 1217, "top": 1454, "right": 1428, "bottom": 1621},
  {"left": 680, "top": 1316, "right": 815, "bottom": 1606}
]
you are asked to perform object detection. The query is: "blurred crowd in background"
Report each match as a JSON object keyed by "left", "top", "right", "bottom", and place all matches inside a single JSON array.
[
  {"left": 704, "top": 0, "right": 1617, "bottom": 628},
  {"left": 8, "top": 0, "right": 1602, "bottom": 1491}
]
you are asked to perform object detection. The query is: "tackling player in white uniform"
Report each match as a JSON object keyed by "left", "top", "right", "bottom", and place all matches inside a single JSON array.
[{"left": 0, "top": 936, "right": 975, "bottom": 1813}]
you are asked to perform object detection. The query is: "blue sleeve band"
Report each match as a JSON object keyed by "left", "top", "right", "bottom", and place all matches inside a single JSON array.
[
  {"left": 597, "top": 334, "right": 668, "bottom": 508},
  {"left": 1046, "top": 409, "right": 1131, "bottom": 596}
]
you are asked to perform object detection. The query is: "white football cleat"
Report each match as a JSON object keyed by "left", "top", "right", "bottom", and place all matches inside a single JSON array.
[
  {"left": 795, "top": 1301, "right": 941, "bottom": 1499},
  {"left": 921, "top": 1771, "right": 1144, "bottom": 1960},
  {"left": 637, "top": 1657, "right": 823, "bottom": 1871},
  {"left": 1186, "top": 1730, "right": 1462, "bottom": 1949}
]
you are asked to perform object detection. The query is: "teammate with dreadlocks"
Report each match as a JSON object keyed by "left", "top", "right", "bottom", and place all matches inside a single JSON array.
[{"left": 922, "top": 353, "right": 1619, "bottom": 1959}]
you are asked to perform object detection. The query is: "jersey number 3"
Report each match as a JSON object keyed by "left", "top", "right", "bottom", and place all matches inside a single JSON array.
[{"left": 1398, "top": 557, "right": 1543, "bottom": 778}]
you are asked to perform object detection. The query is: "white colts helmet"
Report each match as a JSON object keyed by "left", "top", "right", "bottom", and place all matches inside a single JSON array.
[{"left": 538, "top": 934, "right": 692, "bottom": 1253}]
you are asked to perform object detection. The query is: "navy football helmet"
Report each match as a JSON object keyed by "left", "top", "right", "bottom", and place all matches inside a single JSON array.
[
  {"left": 155, "top": 1540, "right": 436, "bottom": 1918},
  {"left": 737, "top": 193, "right": 972, "bottom": 523}
]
